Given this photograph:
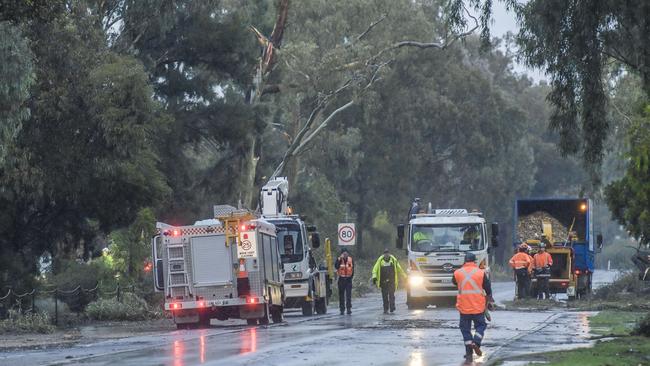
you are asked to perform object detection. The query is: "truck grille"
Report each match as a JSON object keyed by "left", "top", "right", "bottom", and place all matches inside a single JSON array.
[{"left": 419, "top": 264, "right": 460, "bottom": 275}]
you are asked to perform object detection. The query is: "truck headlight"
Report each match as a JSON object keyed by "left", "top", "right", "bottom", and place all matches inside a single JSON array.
[
  {"left": 286, "top": 272, "right": 303, "bottom": 279},
  {"left": 409, "top": 275, "right": 424, "bottom": 286}
]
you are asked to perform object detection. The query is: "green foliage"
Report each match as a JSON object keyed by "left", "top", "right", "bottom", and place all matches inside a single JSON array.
[
  {"left": 606, "top": 105, "right": 650, "bottom": 245},
  {"left": 452, "top": 0, "right": 650, "bottom": 175},
  {"left": 0, "top": 21, "right": 33, "bottom": 164},
  {"left": 85, "top": 293, "right": 157, "bottom": 321},
  {"left": 0, "top": 309, "right": 54, "bottom": 334},
  {"left": 589, "top": 310, "right": 645, "bottom": 336},
  {"left": 107, "top": 208, "right": 156, "bottom": 280}
]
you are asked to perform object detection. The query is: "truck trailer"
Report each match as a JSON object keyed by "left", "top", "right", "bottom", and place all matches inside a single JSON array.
[{"left": 513, "top": 198, "right": 603, "bottom": 299}]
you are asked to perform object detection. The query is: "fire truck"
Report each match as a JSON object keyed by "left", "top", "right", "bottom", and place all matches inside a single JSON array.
[
  {"left": 152, "top": 206, "right": 285, "bottom": 328},
  {"left": 260, "top": 178, "right": 331, "bottom": 315}
]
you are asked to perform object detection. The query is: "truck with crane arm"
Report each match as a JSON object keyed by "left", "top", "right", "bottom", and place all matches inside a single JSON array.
[{"left": 260, "top": 177, "right": 331, "bottom": 315}]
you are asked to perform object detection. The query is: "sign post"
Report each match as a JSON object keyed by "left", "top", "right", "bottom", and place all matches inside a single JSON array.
[{"left": 337, "top": 223, "right": 356, "bottom": 246}]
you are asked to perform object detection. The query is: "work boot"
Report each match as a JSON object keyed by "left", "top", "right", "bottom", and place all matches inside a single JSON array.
[
  {"left": 340, "top": 310, "right": 344, "bottom": 315},
  {"left": 464, "top": 345, "right": 473, "bottom": 361},
  {"left": 390, "top": 307, "right": 395, "bottom": 313},
  {"left": 347, "top": 309, "right": 352, "bottom": 315},
  {"left": 472, "top": 343, "right": 482, "bottom": 356},
  {"left": 383, "top": 310, "right": 388, "bottom": 314}
]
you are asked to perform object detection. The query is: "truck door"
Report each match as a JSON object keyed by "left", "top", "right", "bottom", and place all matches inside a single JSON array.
[
  {"left": 152, "top": 235, "right": 164, "bottom": 291},
  {"left": 190, "top": 235, "right": 232, "bottom": 286}
]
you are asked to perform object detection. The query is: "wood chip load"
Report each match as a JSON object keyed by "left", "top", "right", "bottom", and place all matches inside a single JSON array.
[{"left": 517, "top": 211, "right": 569, "bottom": 243}]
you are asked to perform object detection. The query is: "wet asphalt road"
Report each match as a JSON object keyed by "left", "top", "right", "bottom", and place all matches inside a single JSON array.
[{"left": 0, "top": 271, "right": 618, "bottom": 366}]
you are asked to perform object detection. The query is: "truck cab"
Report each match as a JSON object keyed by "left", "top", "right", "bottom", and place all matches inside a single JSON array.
[
  {"left": 260, "top": 178, "right": 330, "bottom": 315},
  {"left": 397, "top": 208, "right": 498, "bottom": 309}
]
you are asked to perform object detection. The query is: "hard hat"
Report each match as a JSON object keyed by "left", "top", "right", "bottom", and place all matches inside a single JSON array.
[
  {"left": 539, "top": 243, "right": 546, "bottom": 249},
  {"left": 464, "top": 252, "right": 477, "bottom": 263}
]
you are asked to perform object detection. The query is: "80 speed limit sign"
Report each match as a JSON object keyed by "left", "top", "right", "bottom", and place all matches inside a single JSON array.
[{"left": 337, "top": 223, "right": 356, "bottom": 246}]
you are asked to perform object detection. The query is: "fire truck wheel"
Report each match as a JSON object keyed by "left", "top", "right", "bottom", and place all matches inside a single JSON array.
[{"left": 246, "top": 318, "right": 258, "bottom": 326}]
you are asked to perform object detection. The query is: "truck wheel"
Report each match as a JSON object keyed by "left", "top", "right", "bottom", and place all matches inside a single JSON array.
[
  {"left": 271, "top": 306, "right": 283, "bottom": 323},
  {"left": 246, "top": 318, "right": 257, "bottom": 326},
  {"left": 407, "top": 298, "right": 426, "bottom": 310},
  {"left": 315, "top": 297, "right": 327, "bottom": 314}
]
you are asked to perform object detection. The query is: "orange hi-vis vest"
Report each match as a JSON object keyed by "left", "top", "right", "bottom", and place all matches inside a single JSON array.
[
  {"left": 509, "top": 252, "right": 532, "bottom": 271},
  {"left": 337, "top": 256, "right": 353, "bottom": 277},
  {"left": 533, "top": 252, "right": 553, "bottom": 269},
  {"left": 453, "top": 263, "right": 486, "bottom": 315}
]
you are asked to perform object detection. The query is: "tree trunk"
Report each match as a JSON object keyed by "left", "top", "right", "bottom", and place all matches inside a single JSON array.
[{"left": 239, "top": 138, "right": 258, "bottom": 209}]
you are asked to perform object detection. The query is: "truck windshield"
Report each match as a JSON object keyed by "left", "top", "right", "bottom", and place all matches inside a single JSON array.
[
  {"left": 411, "top": 224, "right": 484, "bottom": 252},
  {"left": 276, "top": 224, "right": 304, "bottom": 263}
]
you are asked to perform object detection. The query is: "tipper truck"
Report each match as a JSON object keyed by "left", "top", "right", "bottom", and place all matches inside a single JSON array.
[
  {"left": 514, "top": 198, "right": 603, "bottom": 299},
  {"left": 397, "top": 206, "right": 499, "bottom": 309},
  {"left": 152, "top": 206, "right": 285, "bottom": 328}
]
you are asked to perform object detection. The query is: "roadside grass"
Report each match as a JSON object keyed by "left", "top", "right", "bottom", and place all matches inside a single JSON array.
[
  {"left": 588, "top": 310, "right": 646, "bottom": 336},
  {"left": 536, "top": 337, "right": 650, "bottom": 366},
  {"left": 498, "top": 309, "right": 650, "bottom": 365}
]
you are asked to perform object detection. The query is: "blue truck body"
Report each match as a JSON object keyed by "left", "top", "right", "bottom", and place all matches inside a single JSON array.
[{"left": 513, "top": 197, "right": 596, "bottom": 297}]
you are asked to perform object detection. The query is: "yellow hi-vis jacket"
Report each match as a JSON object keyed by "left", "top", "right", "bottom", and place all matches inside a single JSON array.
[{"left": 372, "top": 255, "right": 406, "bottom": 289}]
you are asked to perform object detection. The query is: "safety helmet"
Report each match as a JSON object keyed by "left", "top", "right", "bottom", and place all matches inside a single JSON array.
[
  {"left": 539, "top": 243, "right": 546, "bottom": 249},
  {"left": 464, "top": 252, "right": 477, "bottom": 263}
]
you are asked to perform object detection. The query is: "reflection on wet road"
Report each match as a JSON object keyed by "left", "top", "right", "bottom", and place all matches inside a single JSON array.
[{"left": 0, "top": 271, "right": 618, "bottom": 366}]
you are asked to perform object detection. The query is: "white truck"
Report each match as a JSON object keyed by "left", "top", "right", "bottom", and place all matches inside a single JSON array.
[
  {"left": 260, "top": 178, "right": 330, "bottom": 315},
  {"left": 396, "top": 207, "right": 499, "bottom": 309},
  {"left": 152, "top": 206, "right": 285, "bottom": 328}
]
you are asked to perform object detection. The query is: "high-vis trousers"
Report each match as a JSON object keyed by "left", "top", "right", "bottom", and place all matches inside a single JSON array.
[{"left": 459, "top": 313, "right": 487, "bottom": 347}]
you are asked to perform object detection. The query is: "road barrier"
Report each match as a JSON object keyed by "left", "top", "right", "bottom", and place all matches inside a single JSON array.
[{"left": 0, "top": 284, "right": 148, "bottom": 325}]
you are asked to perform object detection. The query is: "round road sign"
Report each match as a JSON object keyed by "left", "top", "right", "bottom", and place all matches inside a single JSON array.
[
  {"left": 241, "top": 240, "right": 252, "bottom": 250},
  {"left": 338, "top": 225, "right": 355, "bottom": 244}
]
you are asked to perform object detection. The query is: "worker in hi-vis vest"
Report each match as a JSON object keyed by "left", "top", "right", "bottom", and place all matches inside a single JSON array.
[
  {"left": 452, "top": 252, "right": 493, "bottom": 362},
  {"left": 334, "top": 248, "right": 354, "bottom": 315}
]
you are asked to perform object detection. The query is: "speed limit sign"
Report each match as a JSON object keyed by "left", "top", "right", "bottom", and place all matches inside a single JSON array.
[{"left": 338, "top": 223, "right": 356, "bottom": 246}]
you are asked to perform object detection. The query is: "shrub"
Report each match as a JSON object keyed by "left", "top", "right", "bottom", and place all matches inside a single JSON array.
[
  {"left": 85, "top": 293, "right": 157, "bottom": 321},
  {"left": 0, "top": 309, "right": 55, "bottom": 334},
  {"left": 593, "top": 272, "right": 646, "bottom": 300},
  {"left": 633, "top": 312, "right": 650, "bottom": 337}
]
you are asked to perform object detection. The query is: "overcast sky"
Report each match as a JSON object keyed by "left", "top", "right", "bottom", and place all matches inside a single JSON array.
[{"left": 488, "top": 2, "right": 547, "bottom": 83}]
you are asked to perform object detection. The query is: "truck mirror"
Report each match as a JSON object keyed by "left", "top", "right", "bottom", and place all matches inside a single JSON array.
[
  {"left": 311, "top": 232, "right": 321, "bottom": 249},
  {"left": 491, "top": 222, "right": 499, "bottom": 247},
  {"left": 597, "top": 233, "right": 603, "bottom": 252},
  {"left": 396, "top": 224, "right": 405, "bottom": 249},
  {"left": 155, "top": 259, "right": 164, "bottom": 291},
  {"left": 307, "top": 225, "right": 317, "bottom": 233}
]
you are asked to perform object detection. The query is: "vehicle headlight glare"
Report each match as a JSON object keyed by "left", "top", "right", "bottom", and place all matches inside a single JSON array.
[{"left": 409, "top": 275, "right": 424, "bottom": 286}]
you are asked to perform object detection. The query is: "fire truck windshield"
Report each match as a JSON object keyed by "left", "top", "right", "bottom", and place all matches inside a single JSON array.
[
  {"left": 276, "top": 224, "right": 304, "bottom": 263},
  {"left": 411, "top": 224, "right": 484, "bottom": 252}
]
